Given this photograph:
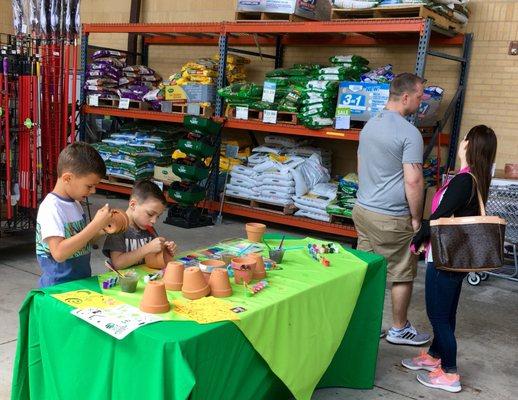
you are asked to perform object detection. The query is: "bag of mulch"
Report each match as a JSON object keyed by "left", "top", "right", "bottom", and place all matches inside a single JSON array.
[
  {"left": 92, "top": 50, "right": 126, "bottom": 60},
  {"left": 86, "top": 78, "right": 117, "bottom": 87},
  {"left": 123, "top": 65, "right": 155, "bottom": 75},
  {"left": 294, "top": 209, "right": 331, "bottom": 222},
  {"left": 329, "top": 55, "right": 369, "bottom": 66},
  {"left": 94, "top": 57, "right": 126, "bottom": 68}
]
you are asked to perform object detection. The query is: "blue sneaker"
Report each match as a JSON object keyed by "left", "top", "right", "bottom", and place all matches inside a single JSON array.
[{"left": 386, "top": 321, "right": 431, "bottom": 346}]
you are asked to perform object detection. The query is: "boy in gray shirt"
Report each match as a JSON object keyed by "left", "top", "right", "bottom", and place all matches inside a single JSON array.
[
  {"left": 353, "top": 73, "right": 429, "bottom": 346},
  {"left": 103, "top": 180, "right": 177, "bottom": 268}
]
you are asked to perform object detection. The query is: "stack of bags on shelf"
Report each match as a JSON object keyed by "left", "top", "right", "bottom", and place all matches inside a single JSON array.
[
  {"left": 298, "top": 80, "right": 339, "bottom": 129},
  {"left": 333, "top": 1, "right": 379, "bottom": 9},
  {"left": 225, "top": 136, "right": 334, "bottom": 216},
  {"left": 217, "top": 83, "right": 264, "bottom": 109},
  {"left": 118, "top": 65, "right": 162, "bottom": 109},
  {"left": 326, "top": 173, "right": 359, "bottom": 219},
  {"left": 85, "top": 50, "right": 126, "bottom": 100},
  {"left": 212, "top": 54, "right": 250, "bottom": 84},
  {"left": 92, "top": 124, "right": 183, "bottom": 181},
  {"left": 169, "top": 54, "right": 250, "bottom": 86},
  {"left": 360, "top": 64, "right": 395, "bottom": 83},
  {"left": 293, "top": 182, "right": 338, "bottom": 222}
]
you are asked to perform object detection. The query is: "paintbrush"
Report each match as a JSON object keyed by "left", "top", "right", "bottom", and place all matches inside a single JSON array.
[
  {"left": 262, "top": 239, "right": 272, "bottom": 251},
  {"left": 105, "top": 259, "right": 124, "bottom": 278},
  {"left": 278, "top": 235, "right": 286, "bottom": 250}
]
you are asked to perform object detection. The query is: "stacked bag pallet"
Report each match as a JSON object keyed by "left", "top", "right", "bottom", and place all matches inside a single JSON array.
[
  {"left": 85, "top": 50, "right": 126, "bottom": 100},
  {"left": 92, "top": 124, "right": 183, "bottom": 181},
  {"left": 225, "top": 135, "right": 333, "bottom": 216},
  {"left": 326, "top": 173, "right": 359, "bottom": 219}
]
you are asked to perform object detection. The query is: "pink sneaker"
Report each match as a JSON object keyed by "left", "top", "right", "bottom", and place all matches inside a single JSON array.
[
  {"left": 401, "top": 351, "right": 441, "bottom": 372},
  {"left": 417, "top": 368, "right": 462, "bottom": 393}
]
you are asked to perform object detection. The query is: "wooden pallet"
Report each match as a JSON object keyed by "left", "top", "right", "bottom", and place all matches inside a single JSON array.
[
  {"left": 162, "top": 102, "right": 214, "bottom": 117},
  {"left": 223, "top": 194, "right": 297, "bottom": 215},
  {"left": 225, "top": 106, "right": 263, "bottom": 122},
  {"left": 276, "top": 111, "right": 298, "bottom": 125},
  {"left": 331, "top": 5, "right": 464, "bottom": 32},
  {"left": 97, "top": 97, "right": 151, "bottom": 110},
  {"left": 235, "top": 11, "right": 310, "bottom": 22}
]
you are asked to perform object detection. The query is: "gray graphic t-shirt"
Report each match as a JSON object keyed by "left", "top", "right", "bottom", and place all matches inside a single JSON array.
[{"left": 103, "top": 226, "right": 154, "bottom": 266}]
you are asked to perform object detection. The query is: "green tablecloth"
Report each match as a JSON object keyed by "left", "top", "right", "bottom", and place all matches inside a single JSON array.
[{"left": 11, "top": 238, "right": 386, "bottom": 400}]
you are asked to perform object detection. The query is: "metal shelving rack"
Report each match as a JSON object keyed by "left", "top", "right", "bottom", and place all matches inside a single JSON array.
[{"left": 80, "top": 18, "right": 472, "bottom": 239}]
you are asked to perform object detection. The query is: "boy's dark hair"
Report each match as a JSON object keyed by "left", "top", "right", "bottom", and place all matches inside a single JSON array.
[
  {"left": 131, "top": 179, "right": 167, "bottom": 205},
  {"left": 389, "top": 73, "right": 427, "bottom": 100},
  {"left": 57, "top": 142, "right": 106, "bottom": 177}
]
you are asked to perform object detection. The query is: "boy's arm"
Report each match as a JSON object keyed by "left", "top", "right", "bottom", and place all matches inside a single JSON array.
[
  {"left": 109, "top": 237, "right": 165, "bottom": 269},
  {"left": 46, "top": 205, "right": 112, "bottom": 263}
]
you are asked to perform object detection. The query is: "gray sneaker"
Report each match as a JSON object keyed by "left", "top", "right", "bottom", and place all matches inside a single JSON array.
[
  {"left": 416, "top": 369, "right": 462, "bottom": 393},
  {"left": 386, "top": 322, "right": 431, "bottom": 346}
]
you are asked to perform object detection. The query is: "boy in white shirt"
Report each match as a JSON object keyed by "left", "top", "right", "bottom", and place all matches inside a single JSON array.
[{"left": 36, "top": 142, "right": 112, "bottom": 287}]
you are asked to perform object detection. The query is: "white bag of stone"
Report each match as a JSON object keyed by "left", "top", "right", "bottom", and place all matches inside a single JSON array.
[
  {"left": 260, "top": 185, "right": 295, "bottom": 195},
  {"left": 227, "top": 184, "right": 258, "bottom": 198},
  {"left": 294, "top": 209, "right": 332, "bottom": 222},
  {"left": 261, "top": 177, "right": 295, "bottom": 188},
  {"left": 296, "top": 154, "right": 331, "bottom": 191},
  {"left": 232, "top": 165, "right": 256, "bottom": 176},
  {"left": 230, "top": 172, "right": 257, "bottom": 186},
  {"left": 294, "top": 201, "right": 330, "bottom": 217},
  {"left": 230, "top": 177, "right": 256, "bottom": 189},
  {"left": 255, "top": 194, "right": 293, "bottom": 206}
]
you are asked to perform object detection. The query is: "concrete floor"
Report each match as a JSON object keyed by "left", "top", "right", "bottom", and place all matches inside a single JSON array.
[{"left": 1, "top": 194, "right": 517, "bottom": 400}]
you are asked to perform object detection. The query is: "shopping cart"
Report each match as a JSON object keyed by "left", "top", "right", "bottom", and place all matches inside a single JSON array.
[{"left": 467, "top": 184, "right": 518, "bottom": 286}]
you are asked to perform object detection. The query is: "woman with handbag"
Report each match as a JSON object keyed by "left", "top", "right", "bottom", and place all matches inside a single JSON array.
[{"left": 401, "top": 125, "right": 499, "bottom": 393}]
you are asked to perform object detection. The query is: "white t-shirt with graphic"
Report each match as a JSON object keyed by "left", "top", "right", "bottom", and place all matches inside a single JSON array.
[{"left": 36, "top": 193, "right": 92, "bottom": 287}]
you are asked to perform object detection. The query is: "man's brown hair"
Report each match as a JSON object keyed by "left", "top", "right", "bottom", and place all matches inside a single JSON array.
[{"left": 389, "top": 73, "right": 427, "bottom": 100}]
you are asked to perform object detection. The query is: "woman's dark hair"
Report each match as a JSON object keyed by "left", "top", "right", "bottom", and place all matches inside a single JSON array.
[{"left": 465, "top": 125, "right": 497, "bottom": 204}]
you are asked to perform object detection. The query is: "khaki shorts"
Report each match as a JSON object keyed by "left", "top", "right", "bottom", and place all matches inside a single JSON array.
[{"left": 352, "top": 205, "right": 417, "bottom": 283}]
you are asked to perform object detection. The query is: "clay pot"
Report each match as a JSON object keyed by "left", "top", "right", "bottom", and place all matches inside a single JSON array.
[
  {"left": 269, "top": 249, "right": 285, "bottom": 264},
  {"left": 104, "top": 209, "right": 130, "bottom": 234},
  {"left": 145, "top": 250, "right": 173, "bottom": 270},
  {"left": 120, "top": 270, "right": 139, "bottom": 293},
  {"left": 250, "top": 253, "right": 267, "bottom": 280},
  {"left": 163, "top": 261, "right": 185, "bottom": 291},
  {"left": 245, "top": 222, "right": 266, "bottom": 243},
  {"left": 199, "top": 259, "right": 227, "bottom": 283},
  {"left": 209, "top": 268, "right": 233, "bottom": 298},
  {"left": 140, "top": 281, "right": 170, "bottom": 314},
  {"left": 504, "top": 163, "right": 518, "bottom": 179},
  {"left": 182, "top": 267, "right": 210, "bottom": 300},
  {"left": 231, "top": 256, "right": 256, "bottom": 284}
]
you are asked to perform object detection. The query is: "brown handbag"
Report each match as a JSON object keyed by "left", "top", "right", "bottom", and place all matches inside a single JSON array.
[{"left": 430, "top": 174, "right": 507, "bottom": 272}]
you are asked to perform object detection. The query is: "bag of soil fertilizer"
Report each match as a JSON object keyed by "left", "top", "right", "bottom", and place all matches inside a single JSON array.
[{"left": 329, "top": 55, "right": 369, "bottom": 66}]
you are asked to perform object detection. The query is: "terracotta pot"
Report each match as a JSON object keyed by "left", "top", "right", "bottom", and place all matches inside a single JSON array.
[
  {"left": 104, "top": 209, "right": 130, "bottom": 234},
  {"left": 199, "top": 259, "right": 227, "bottom": 283},
  {"left": 145, "top": 250, "right": 172, "bottom": 270},
  {"left": 231, "top": 256, "right": 256, "bottom": 284},
  {"left": 140, "top": 281, "right": 170, "bottom": 314},
  {"left": 245, "top": 222, "right": 266, "bottom": 243},
  {"left": 209, "top": 268, "right": 233, "bottom": 298},
  {"left": 250, "top": 253, "right": 267, "bottom": 279},
  {"left": 120, "top": 270, "right": 139, "bottom": 293},
  {"left": 504, "top": 163, "right": 518, "bottom": 179},
  {"left": 163, "top": 261, "right": 185, "bottom": 291},
  {"left": 182, "top": 267, "right": 210, "bottom": 300}
]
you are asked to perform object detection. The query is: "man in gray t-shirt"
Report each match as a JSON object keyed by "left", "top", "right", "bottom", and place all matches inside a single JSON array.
[{"left": 353, "top": 73, "right": 429, "bottom": 346}]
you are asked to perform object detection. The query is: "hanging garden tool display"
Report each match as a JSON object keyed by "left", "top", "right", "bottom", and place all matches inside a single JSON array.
[{"left": 0, "top": 0, "right": 81, "bottom": 231}]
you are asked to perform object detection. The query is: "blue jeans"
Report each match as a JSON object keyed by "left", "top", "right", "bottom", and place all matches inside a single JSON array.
[{"left": 425, "top": 262, "right": 467, "bottom": 373}]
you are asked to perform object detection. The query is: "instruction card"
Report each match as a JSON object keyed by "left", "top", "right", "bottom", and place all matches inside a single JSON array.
[{"left": 71, "top": 304, "right": 163, "bottom": 340}]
